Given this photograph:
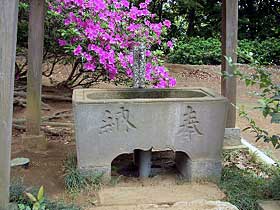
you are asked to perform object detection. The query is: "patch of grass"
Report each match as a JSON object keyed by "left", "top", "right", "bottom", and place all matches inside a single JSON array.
[
  {"left": 263, "top": 149, "right": 274, "bottom": 159},
  {"left": 175, "top": 174, "right": 189, "bottom": 185},
  {"left": 64, "top": 155, "right": 88, "bottom": 192},
  {"left": 10, "top": 178, "right": 33, "bottom": 207},
  {"left": 44, "top": 200, "right": 81, "bottom": 210},
  {"left": 248, "top": 151, "right": 258, "bottom": 164},
  {"left": 265, "top": 172, "right": 280, "bottom": 200},
  {"left": 109, "top": 175, "right": 122, "bottom": 187},
  {"left": 10, "top": 180, "right": 81, "bottom": 210},
  {"left": 220, "top": 167, "right": 266, "bottom": 210},
  {"left": 221, "top": 150, "right": 280, "bottom": 210},
  {"left": 64, "top": 154, "right": 103, "bottom": 193}
]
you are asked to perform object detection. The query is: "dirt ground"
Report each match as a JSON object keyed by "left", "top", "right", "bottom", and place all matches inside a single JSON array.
[{"left": 11, "top": 63, "right": 280, "bottom": 207}]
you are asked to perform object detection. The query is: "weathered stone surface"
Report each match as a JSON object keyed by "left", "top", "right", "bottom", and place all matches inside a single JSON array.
[
  {"left": 224, "top": 128, "right": 242, "bottom": 147},
  {"left": 89, "top": 200, "right": 238, "bottom": 210},
  {"left": 258, "top": 200, "right": 280, "bottom": 210},
  {"left": 73, "top": 88, "right": 228, "bottom": 181}
]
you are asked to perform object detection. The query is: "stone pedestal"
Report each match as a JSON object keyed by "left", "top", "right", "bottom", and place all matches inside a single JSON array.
[
  {"left": 224, "top": 128, "right": 241, "bottom": 147},
  {"left": 223, "top": 128, "right": 248, "bottom": 151},
  {"left": 258, "top": 200, "right": 280, "bottom": 210},
  {"left": 175, "top": 152, "right": 222, "bottom": 182}
]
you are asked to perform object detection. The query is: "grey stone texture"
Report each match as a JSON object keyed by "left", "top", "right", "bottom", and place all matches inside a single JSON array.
[
  {"left": 138, "top": 150, "right": 152, "bottom": 177},
  {"left": 258, "top": 200, "right": 280, "bottom": 210},
  {"left": 73, "top": 88, "right": 228, "bottom": 181},
  {"left": 224, "top": 128, "right": 242, "bottom": 147},
  {"left": 90, "top": 200, "right": 239, "bottom": 210}
]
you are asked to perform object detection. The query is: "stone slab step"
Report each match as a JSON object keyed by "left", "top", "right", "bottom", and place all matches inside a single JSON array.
[
  {"left": 89, "top": 200, "right": 238, "bottom": 210},
  {"left": 258, "top": 200, "right": 280, "bottom": 210},
  {"left": 98, "top": 183, "right": 225, "bottom": 206}
]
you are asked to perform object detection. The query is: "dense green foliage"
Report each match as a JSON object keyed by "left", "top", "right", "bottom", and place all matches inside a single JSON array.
[
  {"left": 17, "top": 0, "right": 280, "bottom": 71},
  {"left": 220, "top": 167, "right": 280, "bottom": 210},
  {"left": 220, "top": 151, "right": 280, "bottom": 210},
  {"left": 167, "top": 38, "right": 221, "bottom": 65},
  {"left": 221, "top": 167, "right": 266, "bottom": 210},
  {"left": 239, "top": 38, "right": 280, "bottom": 65},
  {"left": 151, "top": 0, "right": 280, "bottom": 40},
  {"left": 223, "top": 58, "right": 280, "bottom": 149},
  {"left": 168, "top": 37, "right": 280, "bottom": 65},
  {"left": 18, "top": 0, "right": 280, "bottom": 47}
]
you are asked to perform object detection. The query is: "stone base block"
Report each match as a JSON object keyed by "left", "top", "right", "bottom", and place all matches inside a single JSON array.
[
  {"left": 223, "top": 145, "right": 248, "bottom": 151},
  {"left": 175, "top": 152, "right": 222, "bottom": 183},
  {"left": 224, "top": 128, "right": 242, "bottom": 147},
  {"left": 22, "top": 133, "right": 48, "bottom": 152},
  {"left": 80, "top": 166, "right": 111, "bottom": 183},
  {"left": 258, "top": 200, "right": 280, "bottom": 210}
]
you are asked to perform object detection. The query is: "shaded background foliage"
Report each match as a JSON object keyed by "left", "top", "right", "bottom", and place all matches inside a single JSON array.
[
  {"left": 168, "top": 37, "right": 280, "bottom": 65},
  {"left": 148, "top": 0, "right": 280, "bottom": 40},
  {"left": 16, "top": 0, "right": 280, "bottom": 85}
]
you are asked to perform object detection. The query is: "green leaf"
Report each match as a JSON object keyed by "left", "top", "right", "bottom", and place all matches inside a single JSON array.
[
  {"left": 33, "top": 202, "right": 40, "bottom": 210},
  {"left": 25, "top": 192, "right": 37, "bottom": 203},
  {"left": 37, "top": 186, "right": 44, "bottom": 202},
  {"left": 245, "top": 79, "right": 251, "bottom": 87},
  {"left": 18, "top": 204, "right": 26, "bottom": 210}
]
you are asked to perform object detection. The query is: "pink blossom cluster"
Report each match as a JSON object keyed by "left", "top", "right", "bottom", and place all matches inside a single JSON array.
[{"left": 51, "top": 0, "right": 176, "bottom": 87}]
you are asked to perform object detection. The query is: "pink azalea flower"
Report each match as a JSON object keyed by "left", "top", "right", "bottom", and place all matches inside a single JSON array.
[
  {"left": 146, "top": 50, "right": 152, "bottom": 57},
  {"left": 84, "top": 62, "right": 96, "bottom": 71},
  {"left": 163, "top": 20, "right": 171, "bottom": 28},
  {"left": 167, "top": 41, "right": 173, "bottom": 48},
  {"left": 73, "top": 45, "right": 82, "bottom": 56},
  {"left": 51, "top": 0, "right": 175, "bottom": 87},
  {"left": 58, "top": 39, "right": 67, "bottom": 46}
]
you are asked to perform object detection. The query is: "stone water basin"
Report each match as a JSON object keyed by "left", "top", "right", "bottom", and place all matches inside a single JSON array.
[{"left": 73, "top": 88, "right": 228, "bottom": 181}]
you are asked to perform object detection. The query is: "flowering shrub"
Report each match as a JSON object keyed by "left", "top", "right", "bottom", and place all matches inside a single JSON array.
[{"left": 50, "top": 0, "right": 176, "bottom": 88}]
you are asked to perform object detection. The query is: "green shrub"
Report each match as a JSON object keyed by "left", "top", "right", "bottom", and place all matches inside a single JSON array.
[
  {"left": 220, "top": 150, "right": 280, "bottom": 210},
  {"left": 168, "top": 37, "right": 280, "bottom": 65},
  {"left": 168, "top": 37, "right": 221, "bottom": 65},
  {"left": 220, "top": 167, "right": 266, "bottom": 210},
  {"left": 10, "top": 179, "right": 33, "bottom": 207},
  {"left": 266, "top": 172, "right": 280, "bottom": 200},
  {"left": 252, "top": 38, "right": 280, "bottom": 65}
]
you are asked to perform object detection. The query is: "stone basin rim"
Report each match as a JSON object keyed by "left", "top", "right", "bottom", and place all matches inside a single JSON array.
[{"left": 73, "top": 87, "right": 227, "bottom": 104}]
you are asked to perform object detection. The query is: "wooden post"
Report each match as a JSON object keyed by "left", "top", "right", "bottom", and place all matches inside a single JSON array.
[
  {"left": 25, "top": 0, "right": 47, "bottom": 149},
  {"left": 221, "top": 0, "right": 238, "bottom": 128},
  {"left": 0, "top": 0, "right": 19, "bottom": 208}
]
